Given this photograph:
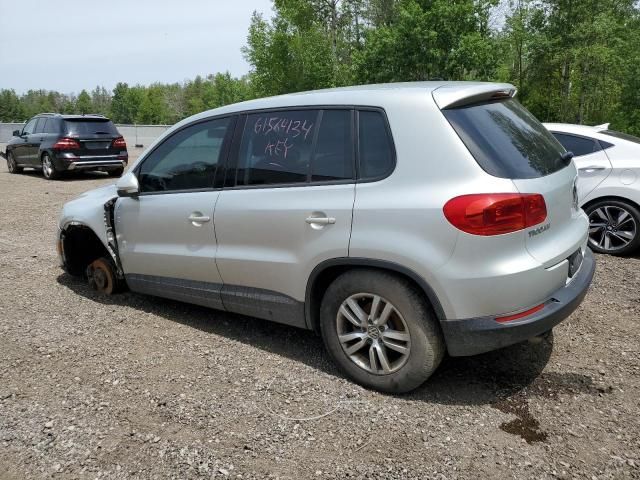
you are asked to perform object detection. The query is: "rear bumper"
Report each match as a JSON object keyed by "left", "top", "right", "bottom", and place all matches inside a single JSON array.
[
  {"left": 441, "top": 248, "right": 595, "bottom": 356},
  {"left": 65, "top": 160, "right": 126, "bottom": 171}
]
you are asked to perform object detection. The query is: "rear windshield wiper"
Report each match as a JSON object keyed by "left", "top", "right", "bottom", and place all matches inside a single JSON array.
[
  {"left": 93, "top": 131, "right": 112, "bottom": 135},
  {"left": 561, "top": 151, "right": 574, "bottom": 165}
]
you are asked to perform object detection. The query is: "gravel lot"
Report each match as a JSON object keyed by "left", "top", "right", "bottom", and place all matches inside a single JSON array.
[{"left": 0, "top": 149, "right": 639, "bottom": 479}]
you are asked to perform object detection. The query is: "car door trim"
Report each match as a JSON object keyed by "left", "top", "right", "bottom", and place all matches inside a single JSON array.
[{"left": 125, "top": 273, "right": 306, "bottom": 329}]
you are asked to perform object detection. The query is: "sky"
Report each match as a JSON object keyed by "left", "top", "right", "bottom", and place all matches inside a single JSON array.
[{"left": 0, "top": 0, "right": 273, "bottom": 95}]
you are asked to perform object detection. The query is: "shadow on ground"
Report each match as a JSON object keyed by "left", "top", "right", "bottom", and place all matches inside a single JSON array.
[{"left": 57, "top": 272, "right": 599, "bottom": 409}]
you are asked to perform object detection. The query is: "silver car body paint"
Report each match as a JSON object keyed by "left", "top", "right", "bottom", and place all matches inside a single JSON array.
[{"left": 58, "top": 82, "right": 589, "bottom": 328}]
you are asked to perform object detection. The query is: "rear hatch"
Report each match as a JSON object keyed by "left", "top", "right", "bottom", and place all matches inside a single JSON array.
[
  {"left": 64, "top": 118, "right": 124, "bottom": 158},
  {"left": 437, "top": 87, "right": 586, "bottom": 267}
]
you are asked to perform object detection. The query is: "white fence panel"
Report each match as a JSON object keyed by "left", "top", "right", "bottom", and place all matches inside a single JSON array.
[{"left": 0, "top": 122, "right": 171, "bottom": 148}]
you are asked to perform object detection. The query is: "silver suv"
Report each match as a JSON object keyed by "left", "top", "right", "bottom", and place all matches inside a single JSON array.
[{"left": 58, "top": 82, "right": 595, "bottom": 393}]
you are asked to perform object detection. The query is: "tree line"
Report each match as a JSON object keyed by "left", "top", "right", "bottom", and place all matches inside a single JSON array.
[{"left": 1, "top": 0, "right": 639, "bottom": 134}]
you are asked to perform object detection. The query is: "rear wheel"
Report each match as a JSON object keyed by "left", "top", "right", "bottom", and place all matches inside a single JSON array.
[
  {"left": 41, "top": 153, "right": 60, "bottom": 180},
  {"left": 320, "top": 269, "right": 444, "bottom": 393},
  {"left": 6, "top": 152, "right": 22, "bottom": 174},
  {"left": 108, "top": 167, "right": 125, "bottom": 177},
  {"left": 585, "top": 199, "right": 640, "bottom": 255},
  {"left": 86, "top": 257, "right": 124, "bottom": 295}
]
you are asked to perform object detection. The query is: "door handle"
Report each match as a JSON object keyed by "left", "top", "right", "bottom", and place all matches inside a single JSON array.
[
  {"left": 305, "top": 216, "right": 336, "bottom": 225},
  {"left": 579, "top": 166, "right": 606, "bottom": 173},
  {"left": 188, "top": 213, "right": 210, "bottom": 223}
]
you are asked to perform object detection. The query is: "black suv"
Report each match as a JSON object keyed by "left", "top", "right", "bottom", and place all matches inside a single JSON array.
[{"left": 5, "top": 113, "right": 128, "bottom": 180}]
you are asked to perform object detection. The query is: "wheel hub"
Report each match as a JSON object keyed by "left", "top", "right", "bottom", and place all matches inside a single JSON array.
[
  {"left": 367, "top": 325, "right": 381, "bottom": 339},
  {"left": 94, "top": 268, "right": 107, "bottom": 290},
  {"left": 336, "top": 293, "right": 411, "bottom": 375}
]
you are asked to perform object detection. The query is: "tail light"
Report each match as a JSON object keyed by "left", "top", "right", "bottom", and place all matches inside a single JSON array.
[
  {"left": 52, "top": 137, "right": 80, "bottom": 150},
  {"left": 444, "top": 193, "right": 547, "bottom": 236},
  {"left": 112, "top": 137, "right": 127, "bottom": 149}
]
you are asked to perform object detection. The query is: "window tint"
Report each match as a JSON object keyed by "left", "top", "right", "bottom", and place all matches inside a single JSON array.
[
  {"left": 138, "top": 117, "right": 231, "bottom": 193},
  {"left": 311, "top": 110, "right": 353, "bottom": 182},
  {"left": 44, "top": 118, "right": 59, "bottom": 134},
  {"left": 237, "top": 110, "right": 318, "bottom": 186},
  {"left": 34, "top": 118, "right": 46, "bottom": 134},
  {"left": 64, "top": 119, "right": 119, "bottom": 136},
  {"left": 22, "top": 118, "right": 37, "bottom": 135},
  {"left": 602, "top": 129, "right": 640, "bottom": 144},
  {"left": 443, "top": 99, "right": 565, "bottom": 179},
  {"left": 552, "top": 133, "right": 599, "bottom": 157},
  {"left": 358, "top": 110, "right": 394, "bottom": 179}
]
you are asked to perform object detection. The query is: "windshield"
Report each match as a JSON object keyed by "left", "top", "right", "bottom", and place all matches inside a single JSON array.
[{"left": 443, "top": 99, "right": 566, "bottom": 179}]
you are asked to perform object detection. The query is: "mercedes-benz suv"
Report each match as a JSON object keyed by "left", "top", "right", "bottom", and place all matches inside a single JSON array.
[
  {"left": 5, "top": 113, "right": 128, "bottom": 179},
  {"left": 56, "top": 82, "right": 595, "bottom": 393}
]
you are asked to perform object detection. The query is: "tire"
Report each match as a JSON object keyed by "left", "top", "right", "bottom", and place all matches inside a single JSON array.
[
  {"left": 6, "top": 152, "right": 22, "bottom": 174},
  {"left": 319, "top": 269, "right": 444, "bottom": 393},
  {"left": 584, "top": 199, "right": 640, "bottom": 255},
  {"left": 41, "top": 153, "right": 60, "bottom": 180},
  {"left": 108, "top": 167, "right": 125, "bottom": 177},
  {"left": 86, "top": 257, "right": 125, "bottom": 295}
]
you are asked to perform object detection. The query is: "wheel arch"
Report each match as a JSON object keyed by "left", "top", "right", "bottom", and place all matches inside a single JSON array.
[
  {"left": 60, "top": 222, "right": 111, "bottom": 276},
  {"left": 305, "top": 258, "right": 446, "bottom": 333},
  {"left": 582, "top": 194, "right": 640, "bottom": 212}
]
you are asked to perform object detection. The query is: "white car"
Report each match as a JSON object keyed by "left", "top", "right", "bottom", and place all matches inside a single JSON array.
[{"left": 545, "top": 123, "right": 640, "bottom": 255}]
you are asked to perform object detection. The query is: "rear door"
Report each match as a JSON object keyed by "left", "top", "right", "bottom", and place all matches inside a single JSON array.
[
  {"left": 442, "top": 98, "right": 587, "bottom": 267},
  {"left": 213, "top": 109, "right": 355, "bottom": 327},
  {"left": 115, "top": 116, "right": 234, "bottom": 309},
  {"left": 551, "top": 132, "right": 612, "bottom": 200}
]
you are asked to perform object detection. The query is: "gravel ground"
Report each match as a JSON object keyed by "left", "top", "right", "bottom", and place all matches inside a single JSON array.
[{"left": 0, "top": 151, "right": 639, "bottom": 480}]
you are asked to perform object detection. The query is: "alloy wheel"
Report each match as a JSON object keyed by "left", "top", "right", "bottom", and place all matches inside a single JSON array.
[
  {"left": 336, "top": 293, "right": 411, "bottom": 375},
  {"left": 588, "top": 205, "right": 637, "bottom": 252},
  {"left": 7, "top": 154, "right": 16, "bottom": 173},
  {"left": 42, "top": 155, "right": 53, "bottom": 178}
]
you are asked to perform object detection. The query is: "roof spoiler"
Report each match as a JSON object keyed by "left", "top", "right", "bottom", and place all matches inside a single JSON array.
[
  {"left": 432, "top": 83, "right": 517, "bottom": 109},
  {"left": 592, "top": 123, "right": 610, "bottom": 131}
]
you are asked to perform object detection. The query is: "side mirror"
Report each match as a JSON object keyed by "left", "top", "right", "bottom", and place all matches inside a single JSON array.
[
  {"left": 12, "top": 130, "right": 21, "bottom": 137},
  {"left": 116, "top": 172, "right": 140, "bottom": 198}
]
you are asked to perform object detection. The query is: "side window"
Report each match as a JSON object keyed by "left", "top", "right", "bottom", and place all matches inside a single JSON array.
[
  {"left": 45, "top": 119, "right": 59, "bottom": 134},
  {"left": 552, "top": 133, "right": 599, "bottom": 157},
  {"left": 34, "top": 118, "right": 46, "bottom": 134},
  {"left": 138, "top": 117, "right": 231, "bottom": 193},
  {"left": 22, "top": 118, "right": 37, "bottom": 135},
  {"left": 358, "top": 110, "right": 394, "bottom": 179},
  {"left": 40, "top": 119, "right": 50, "bottom": 134},
  {"left": 311, "top": 110, "right": 353, "bottom": 182},
  {"left": 237, "top": 110, "right": 319, "bottom": 186}
]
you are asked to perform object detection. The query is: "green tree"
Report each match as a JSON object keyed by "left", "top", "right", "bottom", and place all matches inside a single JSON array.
[
  {"left": 76, "top": 90, "right": 93, "bottom": 114},
  {"left": 0, "top": 89, "right": 25, "bottom": 121},
  {"left": 136, "top": 85, "right": 168, "bottom": 124},
  {"left": 354, "top": 0, "right": 499, "bottom": 83}
]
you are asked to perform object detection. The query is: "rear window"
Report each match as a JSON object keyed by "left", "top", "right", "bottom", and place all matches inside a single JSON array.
[
  {"left": 552, "top": 133, "right": 600, "bottom": 157},
  {"left": 64, "top": 119, "right": 119, "bottom": 136},
  {"left": 601, "top": 129, "right": 640, "bottom": 144},
  {"left": 443, "top": 99, "right": 566, "bottom": 179}
]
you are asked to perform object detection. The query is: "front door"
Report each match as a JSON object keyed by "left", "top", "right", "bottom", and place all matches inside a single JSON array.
[
  {"left": 213, "top": 109, "right": 356, "bottom": 327},
  {"left": 13, "top": 118, "right": 37, "bottom": 165},
  {"left": 115, "top": 116, "right": 234, "bottom": 309}
]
